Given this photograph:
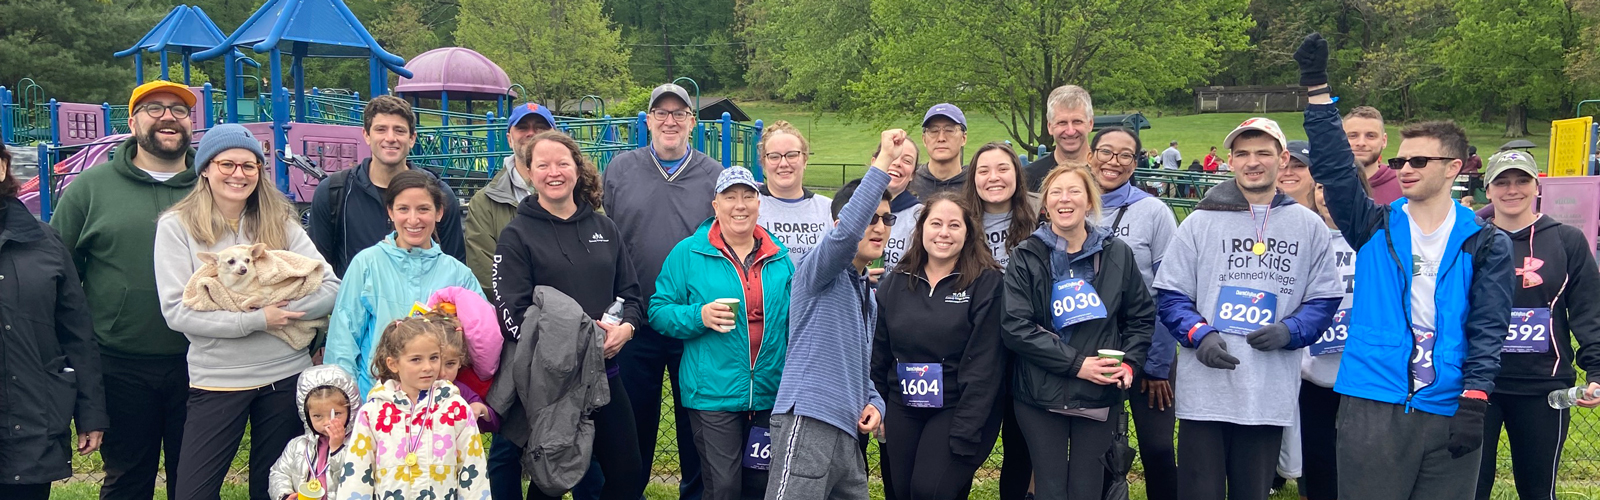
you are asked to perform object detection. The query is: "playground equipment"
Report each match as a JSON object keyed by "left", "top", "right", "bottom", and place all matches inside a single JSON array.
[
  {"left": 116, "top": 5, "right": 262, "bottom": 87},
  {"left": 395, "top": 47, "right": 516, "bottom": 125}
]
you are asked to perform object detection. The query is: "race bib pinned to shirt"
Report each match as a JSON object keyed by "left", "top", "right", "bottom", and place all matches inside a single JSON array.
[
  {"left": 897, "top": 363, "right": 944, "bottom": 408},
  {"left": 1310, "top": 309, "right": 1351, "bottom": 356},
  {"left": 1051, "top": 278, "right": 1108, "bottom": 331},
  {"left": 1503, "top": 308, "right": 1552, "bottom": 354},
  {"left": 742, "top": 426, "right": 772, "bottom": 470},
  {"left": 1213, "top": 286, "right": 1278, "bottom": 335},
  {"left": 1412, "top": 326, "right": 1437, "bottom": 387}
]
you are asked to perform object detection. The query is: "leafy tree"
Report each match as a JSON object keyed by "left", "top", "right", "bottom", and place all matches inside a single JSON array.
[
  {"left": 742, "top": 0, "right": 877, "bottom": 109},
  {"left": 1434, "top": 0, "right": 1579, "bottom": 136},
  {"left": 0, "top": 0, "right": 165, "bottom": 104},
  {"left": 455, "top": 0, "right": 632, "bottom": 103}
]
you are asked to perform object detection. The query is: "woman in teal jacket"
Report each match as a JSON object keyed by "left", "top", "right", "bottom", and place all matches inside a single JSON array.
[
  {"left": 325, "top": 171, "right": 484, "bottom": 396},
  {"left": 649, "top": 166, "right": 795, "bottom": 500}
]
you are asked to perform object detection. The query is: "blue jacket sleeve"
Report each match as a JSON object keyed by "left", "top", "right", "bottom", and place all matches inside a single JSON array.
[
  {"left": 1463, "top": 228, "right": 1513, "bottom": 393},
  {"left": 1280, "top": 297, "right": 1343, "bottom": 350},
  {"left": 1157, "top": 288, "right": 1217, "bottom": 349},
  {"left": 1304, "top": 103, "right": 1385, "bottom": 249},
  {"left": 1144, "top": 322, "right": 1175, "bottom": 378}
]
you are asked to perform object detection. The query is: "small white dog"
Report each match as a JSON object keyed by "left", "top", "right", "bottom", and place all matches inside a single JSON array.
[
  {"left": 199, "top": 243, "right": 271, "bottom": 308},
  {"left": 187, "top": 243, "right": 328, "bottom": 349}
]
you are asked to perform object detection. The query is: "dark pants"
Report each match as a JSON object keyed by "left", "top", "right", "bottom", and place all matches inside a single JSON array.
[
  {"left": 1128, "top": 372, "right": 1177, "bottom": 500},
  {"left": 883, "top": 403, "right": 999, "bottom": 500},
  {"left": 174, "top": 374, "right": 301, "bottom": 500},
  {"left": 1177, "top": 419, "right": 1281, "bottom": 500},
  {"left": 764, "top": 413, "right": 869, "bottom": 500},
  {"left": 1476, "top": 392, "right": 1569, "bottom": 500},
  {"left": 996, "top": 395, "right": 1032, "bottom": 500},
  {"left": 99, "top": 353, "right": 189, "bottom": 500},
  {"left": 1298, "top": 382, "right": 1340, "bottom": 500},
  {"left": 616, "top": 331, "right": 702, "bottom": 499},
  {"left": 489, "top": 375, "right": 645, "bottom": 500},
  {"left": 1338, "top": 395, "right": 1481, "bottom": 500},
  {"left": 0, "top": 483, "right": 50, "bottom": 500},
  {"left": 1014, "top": 401, "right": 1120, "bottom": 500},
  {"left": 687, "top": 409, "right": 773, "bottom": 500}
]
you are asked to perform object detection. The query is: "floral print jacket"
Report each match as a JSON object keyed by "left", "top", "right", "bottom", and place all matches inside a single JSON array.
[{"left": 338, "top": 379, "right": 489, "bottom": 500}]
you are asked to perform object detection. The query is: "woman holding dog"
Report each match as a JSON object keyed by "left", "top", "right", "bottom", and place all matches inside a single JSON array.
[{"left": 153, "top": 123, "right": 341, "bottom": 500}]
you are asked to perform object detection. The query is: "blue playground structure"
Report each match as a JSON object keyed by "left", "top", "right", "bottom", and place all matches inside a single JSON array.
[{"left": 2, "top": 0, "right": 765, "bottom": 222}]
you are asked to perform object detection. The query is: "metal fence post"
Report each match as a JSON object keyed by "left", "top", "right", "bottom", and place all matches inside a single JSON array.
[
  {"left": 751, "top": 119, "right": 764, "bottom": 181},
  {"left": 721, "top": 112, "right": 733, "bottom": 167},
  {"left": 38, "top": 143, "right": 51, "bottom": 222}
]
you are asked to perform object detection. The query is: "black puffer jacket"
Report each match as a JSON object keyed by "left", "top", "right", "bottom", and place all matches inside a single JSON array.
[
  {"left": 0, "top": 196, "right": 106, "bottom": 484},
  {"left": 1002, "top": 225, "right": 1154, "bottom": 411},
  {"left": 1492, "top": 214, "right": 1600, "bottom": 395}
]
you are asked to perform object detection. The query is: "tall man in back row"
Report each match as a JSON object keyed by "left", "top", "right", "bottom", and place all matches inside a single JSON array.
[
  {"left": 603, "top": 83, "right": 715, "bottom": 500},
  {"left": 1024, "top": 85, "right": 1094, "bottom": 192},
  {"left": 1296, "top": 33, "right": 1513, "bottom": 499}
]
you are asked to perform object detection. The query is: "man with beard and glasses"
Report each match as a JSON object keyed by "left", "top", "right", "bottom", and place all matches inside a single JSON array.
[{"left": 50, "top": 80, "right": 199, "bottom": 500}]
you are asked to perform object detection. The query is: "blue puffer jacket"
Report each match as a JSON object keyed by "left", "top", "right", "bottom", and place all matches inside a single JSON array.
[
  {"left": 1304, "top": 103, "right": 1514, "bottom": 416},
  {"left": 325, "top": 233, "right": 484, "bottom": 396}
]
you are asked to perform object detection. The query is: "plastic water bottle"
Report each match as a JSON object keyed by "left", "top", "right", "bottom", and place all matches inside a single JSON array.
[
  {"left": 1547, "top": 386, "right": 1599, "bottom": 409},
  {"left": 601, "top": 297, "right": 625, "bottom": 325}
]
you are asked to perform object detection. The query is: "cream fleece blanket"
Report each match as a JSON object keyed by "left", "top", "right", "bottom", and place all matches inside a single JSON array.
[{"left": 182, "top": 246, "right": 329, "bottom": 350}]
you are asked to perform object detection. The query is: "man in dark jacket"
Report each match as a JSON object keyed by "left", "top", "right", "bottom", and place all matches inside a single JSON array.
[
  {"left": 1024, "top": 85, "right": 1094, "bottom": 192},
  {"left": 309, "top": 95, "right": 465, "bottom": 276},
  {"left": 1, "top": 146, "right": 106, "bottom": 500},
  {"left": 1296, "top": 33, "right": 1513, "bottom": 499},
  {"left": 50, "top": 80, "right": 196, "bottom": 500}
]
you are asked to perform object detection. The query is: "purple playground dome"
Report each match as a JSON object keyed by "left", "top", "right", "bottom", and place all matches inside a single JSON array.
[{"left": 395, "top": 47, "right": 517, "bottom": 101}]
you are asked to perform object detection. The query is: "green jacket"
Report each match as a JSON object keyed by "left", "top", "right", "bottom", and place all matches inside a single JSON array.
[
  {"left": 50, "top": 138, "right": 197, "bottom": 358},
  {"left": 465, "top": 164, "right": 521, "bottom": 291},
  {"left": 650, "top": 218, "right": 794, "bottom": 412}
]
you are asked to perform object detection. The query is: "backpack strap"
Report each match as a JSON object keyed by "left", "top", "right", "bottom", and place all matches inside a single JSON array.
[{"left": 325, "top": 169, "right": 350, "bottom": 262}]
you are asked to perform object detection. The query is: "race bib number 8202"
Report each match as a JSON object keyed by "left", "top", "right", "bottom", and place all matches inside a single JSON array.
[{"left": 1213, "top": 286, "right": 1278, "bottom": 335}]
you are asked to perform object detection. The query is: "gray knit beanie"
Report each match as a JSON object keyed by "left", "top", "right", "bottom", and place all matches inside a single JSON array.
[{"left": 195, "top": 123, "right": 265, "bottom": 172}]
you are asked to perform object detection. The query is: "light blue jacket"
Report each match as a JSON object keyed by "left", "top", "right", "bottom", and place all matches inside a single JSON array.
[{"left": 325, "top": 233, "right": 484, "bottom": 396}]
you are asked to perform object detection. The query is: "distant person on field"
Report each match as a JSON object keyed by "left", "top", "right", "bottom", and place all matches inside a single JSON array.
[
  {"left": 1203, "top": 147, "right": 1220, "bottom": 173},
  {"left": 1024, "top": 85, "right": 1095, "bottom": 192},
  {"left": 309, "top": 95, "right": 465, "bottom": 276}
]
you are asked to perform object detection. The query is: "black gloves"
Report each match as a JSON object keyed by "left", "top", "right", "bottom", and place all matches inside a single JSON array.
[
  {"left": 1195, "top": 333, "right": 1240, "bottom": 370},
  {"left": 1247, "top": 322, "right": 1291, "bottom": 351},
  {"left": 1448, "top": 396, "right": 1489, "bottom": 458},
  {"left": 1295, "top": 33, "right": 1330, "bottom": 87}
]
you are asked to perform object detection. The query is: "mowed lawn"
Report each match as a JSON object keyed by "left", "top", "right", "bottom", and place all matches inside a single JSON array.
[{"left": 737, "top": 101, "right": 1554, "bottom": 193}]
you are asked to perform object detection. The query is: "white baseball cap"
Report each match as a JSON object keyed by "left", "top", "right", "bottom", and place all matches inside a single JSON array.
[{"left": 1223, "top": 117, "right": 1288, "bottom": 151}]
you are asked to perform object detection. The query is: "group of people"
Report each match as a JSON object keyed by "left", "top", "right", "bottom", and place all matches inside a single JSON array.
[{"left": 3, "top": 31, "right": 1600, "bottom": 500}]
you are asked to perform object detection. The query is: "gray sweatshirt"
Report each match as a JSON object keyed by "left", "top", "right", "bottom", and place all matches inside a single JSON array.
[
  {"left": 1153, "top": 182, "right": 1343, "bottom": 426},
  {"left": 154, "top": 214, "right": 341, "bottom": 388},
  {"left": 982, "top": 211, "right": 1014, "bottom": 268},
  {"left": 601, "top": 147, "right": 720, "bottom": 312}
]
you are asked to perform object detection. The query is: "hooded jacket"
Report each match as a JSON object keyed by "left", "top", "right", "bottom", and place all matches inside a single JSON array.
[
  {"left": 308, "top": 158, "right": 466, "bottom": 277},
  {"left": 0, "top": 196, "right": 107, "bottom": 484},
  {"left": 1305, "top": 103, "right": 1514, "bottom": 417},
  {"left": 337, "top": 379, "right": 488, "bottom": 500},
  {"left": 325, "top": 234, "right": 484, "bottom": 395},
  {"left": 465, "top": 163, "right": 524, "bottom": 291},
  {"left": 1489, "top": 214, "right": 1600, "bottom": 395},
  {"left": 650, "top": 218, "right": 794, "bottom": 412},
  {"left": 1003, "top": 224, "right": 1155, "bottom": 412},
  {"left": 909, "top": 163, "right": 967, "bottom": 200},
  {"left": 1367, "top": 164, "right": 1403, "bottom": 206},
  {"left": 49, "top": 137, "right": 197, "bottom": 358},
  {"left": 268, "top": 365, "right": 360, "bottom": 500}
]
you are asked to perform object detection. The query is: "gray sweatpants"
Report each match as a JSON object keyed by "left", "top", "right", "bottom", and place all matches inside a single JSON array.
[
  {"left": 1337, "top": 395, "right": 1481, "bottom": 500},
  {"left": 764, "top": 413, "right": 870, "bottom": 500}
]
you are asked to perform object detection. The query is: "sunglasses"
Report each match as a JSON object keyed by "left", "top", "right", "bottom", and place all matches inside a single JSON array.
[
  {"left": 1386, "top": 156, "right": 1456, "bottom": 171},
  {"left": 870, "top": 213, "right": 898, "bottom": 227}
]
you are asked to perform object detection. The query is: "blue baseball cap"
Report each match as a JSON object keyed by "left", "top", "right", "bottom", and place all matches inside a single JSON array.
[
  {"left": 922, "top": 103, "right": 967, "bottom": 130},
  {"left": 506, "top": 102, "right": 556, "bottom": 132},
  {"left": 715, "top": 166, "right": 760, "bottom": 194}
]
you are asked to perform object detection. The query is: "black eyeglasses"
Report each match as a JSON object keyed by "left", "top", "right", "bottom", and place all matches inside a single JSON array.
[
  {"left": 871, "top": 213, "right": 898, "bottom": 227},
  {"left": 139, "top": 103, "right": 191, "bottom": 119},
  {"left": 1093, "top": 148, "right": 1137, "bottom": 164},
  {"left": 1387, "top": 156, "right": 1456, "bottom": 170}
]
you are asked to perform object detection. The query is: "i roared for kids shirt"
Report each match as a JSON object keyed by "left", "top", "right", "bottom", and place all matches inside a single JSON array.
[
  {"left": 1153, "top": 186, "right": 1344, "bottom": 427},
  {"left": 1302, "top": 229, "right": 1357, "bottom": 388},
  {"left": 983, "top": 211, "right": 1013, "bottom": 268},
  {"left": 758, "top": 186, "right": 834, "bottom": 264}
]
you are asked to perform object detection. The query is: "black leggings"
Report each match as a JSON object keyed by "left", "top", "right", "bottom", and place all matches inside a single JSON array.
[
  {"left": 173, "top": 375, "right": 301, "bottom": 500},
  {"left": 997, "top": 385, "right": 1032, "bottom": 500},
  {"left": 1177, "top": 419, "right": 1281, "bottom": 500},
  {"left": 1475, "top": 392, "right": 1569, "bottom": 500},
  {"left": 1014, "top": 401, "right": 1119, "bottom": 500},
  {"left": 1128, "top": 372, "right": 1176, "bottom": 500},
  {"left": 883, "top": 403, "right": 1001, "bottom": 500},
  {"left": 488, "top": 375, "right": 645, "bottom": 500},
  {"left": 1298, "top": 382, "right": 1340, "bottom": 500}
]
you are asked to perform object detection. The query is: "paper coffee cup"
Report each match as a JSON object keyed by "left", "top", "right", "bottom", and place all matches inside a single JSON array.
[
  {"left": 1098, "top": 349, "right": 1125, "bottom": 377},
  {"left": 714, "top": 298, "right": 741, "bottom": 331}
]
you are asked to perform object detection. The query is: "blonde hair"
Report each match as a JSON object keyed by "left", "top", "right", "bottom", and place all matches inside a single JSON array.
[
  {"left": 1039, "top": 162, "right": 1103, "bottom": 225},
  {"left": 758, "top": 120, "right": 810, "bottom": 157},
  {"left": 165, "top": 160, "right": 296, "bottom": 250},
  {"left": 1047, "top": 85, "right": 1095, "bottom": 123},
  {"left": 424, "top": 311, "right": 468, "bottom": 366}
]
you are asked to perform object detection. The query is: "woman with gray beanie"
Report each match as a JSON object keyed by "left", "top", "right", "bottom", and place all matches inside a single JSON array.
[{"left": 152, "top": 124, "right": 341, "bottom": 500}]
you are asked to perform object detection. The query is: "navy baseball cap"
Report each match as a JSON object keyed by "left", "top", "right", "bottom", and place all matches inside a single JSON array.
[
  {"left": 922, "top": 103, "right": 967, "bottom": 130},
  {"left": 1286, "top": 140, "right": 1311, "bottom": 166},
  {"left": 507, "top": 102, "right": 556, "bottom": 132}
]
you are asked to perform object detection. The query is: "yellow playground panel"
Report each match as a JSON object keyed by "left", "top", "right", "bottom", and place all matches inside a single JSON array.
[{"left": 1549, "top": 116, "right": 1593, "bottom": 177}]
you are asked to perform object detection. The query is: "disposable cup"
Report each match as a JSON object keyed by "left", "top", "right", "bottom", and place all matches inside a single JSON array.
[
  {"left": 1098, "top": 349, "right": 1125, "bottom": 377},
  {"left": 714, "top": 298, "right": 741, "bottom": 331}
]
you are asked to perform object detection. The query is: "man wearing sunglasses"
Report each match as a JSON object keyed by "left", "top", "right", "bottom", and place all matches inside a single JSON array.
[
  {"left": 602, "top": 82, "right": 716, "bottom": 500},
  {"left": 1297, "top": 33, "right": 1514, "bottom": 500},
  {"left": 50, "top": 80, "right": 198, "bottom": 500}
]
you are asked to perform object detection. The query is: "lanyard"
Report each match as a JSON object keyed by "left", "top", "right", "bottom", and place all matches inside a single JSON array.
[{"left": 1249, "top": 205, "right": 1272, "bottom": 255}]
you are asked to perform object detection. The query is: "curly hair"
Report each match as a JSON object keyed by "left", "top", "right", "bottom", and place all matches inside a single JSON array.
[
  {"left": 371, "top": 316, "right": 442, "bottom": 382},
  {"left": 517, "top": 131, "right": 603, "bottom": 209}
]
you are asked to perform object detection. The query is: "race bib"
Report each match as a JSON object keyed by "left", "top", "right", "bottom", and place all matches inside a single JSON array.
[
  {"left": 1310, "top": 309, "right": 1351, "bottom": 357},
  {"left": 1412, "top": 326, "right": 1437, "bottom": 386},
  {"left": 1051, "top": 279, "right": 1108, "bottom": 331},
  {"left": 1213, "top": 286, "right": 1278, "bottom": 335},
  {"left": 897, "top": 363, "right": 944, "bottom": 408},
  {"left": 1503, "top": 308, "right": 1552, "bottom": 354},
  {"left": 742, "top": 426, "right": 772, "bottom": 470}
]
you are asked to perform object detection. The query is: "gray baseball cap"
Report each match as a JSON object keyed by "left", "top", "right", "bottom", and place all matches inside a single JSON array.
[
  {"left": 1286, "top": 140, "right": 1311, "bottom": 166},
  {"left": 649, "top": 83, "right": 694, "bottom": 111}
]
